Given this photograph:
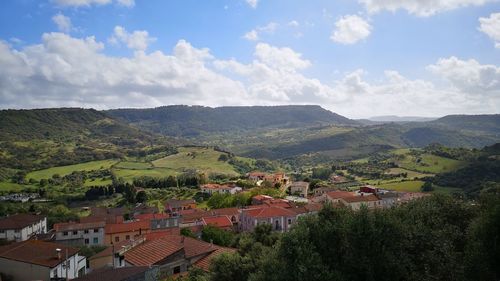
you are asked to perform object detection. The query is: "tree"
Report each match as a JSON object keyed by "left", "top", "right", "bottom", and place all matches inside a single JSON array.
[
  {"left": 135, "top": 190, "right": 148, "bottom": 203},
  {"left": 201, "top": 225, "right": 234, "bottom": 247},
  {"left": 218, "top": 154, "right": 229, "bottom": 162},
  {"left": 421, "top": 181, "right": 434, "bottom": 192}
]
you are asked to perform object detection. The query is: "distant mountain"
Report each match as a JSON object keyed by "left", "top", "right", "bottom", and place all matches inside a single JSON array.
[
  {"left": 430, "top": 114, "right": 500, "bottom": 135},
  {"left": 368, "top": 115, "right": 439, "bottom": 123},
  {"left": 106, "top": 105, "right": 359, "bottom": 137}
]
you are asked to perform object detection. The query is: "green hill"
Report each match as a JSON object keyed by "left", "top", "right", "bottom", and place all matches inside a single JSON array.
[{"left": 106, "top": 105, "right": 359, "bottom": 137}]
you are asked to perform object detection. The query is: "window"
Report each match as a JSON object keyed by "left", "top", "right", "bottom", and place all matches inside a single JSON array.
[
  {"left": 173, "top": 266, "right": 181, "bottom": 274},
  {"left": 0, "top": 230, "right": 4, "bottom": 234},
  {"left": 115, "top": 236, "right": 119, "bottom": 242},
  {"left": 288, "top": 219, "right": 292, "bottom": 224},
  {"left": 63, "top": 231, "right": 68, "bottom": 236},
  {"left": 84, "top": 230, "right": 89, "bottom": 234},
  {"left": 93, "top": 237, "right": 98, "bottom": 244},
  {"left": 125, "top": 235, "right": 130, "bottom": 240},
  {"left": 72, "top": 231, "right": 78, "bottom": 235},
  {"left": 84, "top": 238, "right": 89, "bottom": 244},
  {"left": 93, "top": 228, "right": 99, "bottom": 233}
]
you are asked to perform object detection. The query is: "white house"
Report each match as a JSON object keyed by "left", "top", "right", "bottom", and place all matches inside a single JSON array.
[
  {"left": 0, "top": 240, "right": 86, "bottom": 281},
  {"left": 0, "top": 213, "right": 47, "bottom": 241},
  {"left": 54, "top": 221, "right": 106, "bottom": 246}
]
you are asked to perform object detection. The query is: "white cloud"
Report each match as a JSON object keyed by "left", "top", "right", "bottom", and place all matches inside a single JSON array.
[
  {"left": 479, "top": 13, "right": 500, "bottom": 48},
  {"left": 116, "top": 0, "right": 134, "bottom": 7},
  {"left": 428, "top": 56, "right": 500, "bottom": 95},
  {"left": 0, "top": 32, "right": 498, "bottom": 118},
  {"left": 359, "top": 0, "right": 497, "bottom": 17},
  {"left": 52, "top": 0, "right": 134, "bottom": 8},
  {"left": 288, "top": 20, "right": 300, "bottom": 27},
  {"left": 242, "top": 22, "right": 278, "bottom": 41},
  {"left": 52, "top": 13, "right": 72, "bottom": 33},
  {"left": 331, "top": 15, "right": 371, "bottom": 44},
  {"left": 109, "top": 26, "right": 156, "bottom": 51},
  {"left": 246, "top": 0, "right": 258, "bottom": 9},
  {"left": 243, "top": 30, "right": 259, "bottom": 41}
]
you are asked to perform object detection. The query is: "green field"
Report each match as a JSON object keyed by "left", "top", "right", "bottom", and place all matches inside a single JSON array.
[
  {"left": 376, "top": 180, "right": 425, "bottom": 192},
  {"left": 385, "top": 168, "right": 431, "bottom": 179},
  {"left": 114, "top": 161, "right": 153, "bottom": 170},
  {"left": 27, "top": 159, "right": 118, "bottom": 181},
  {"left": 0, "top": 182, "right": 37, "bottom": 193},
  {"left": 152, "top": 147, "right": 239, "bottom": 176},
  {"left": 397, "top": 153, "right": 467, "bottom": 174},
  {"left": 113, "top": 168, "right": 176, "bottom": 182}
]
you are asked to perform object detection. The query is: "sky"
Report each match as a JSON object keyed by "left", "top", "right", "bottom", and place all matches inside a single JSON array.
[{"left": 0, "top": 0, "right": 499, "bottom": 118}]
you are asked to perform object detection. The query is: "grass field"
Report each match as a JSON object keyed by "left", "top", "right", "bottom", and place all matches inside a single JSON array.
[
  {"left": 152, "top": 147, "right": 239, "bottom": 176},
  {"left": 0, "top": 182, "right": 37, "bottom": 193},
  {"left": 376, "top": 180, "right": 425, "bottom": 192},
  {"left": 385, "top": 168, "right": 431, "bottom": 179},
  {"left": 113, "top": 168, "right": 176, "bottom": 182},
  {"left": 397, "top": 153, "right": 467, "bottom": 174},
  {"left": 114, "top": 161, "right": 153, "bottom": 170},
  {"left": 27, "top": 159, "right": 118, "bottom": 181}
]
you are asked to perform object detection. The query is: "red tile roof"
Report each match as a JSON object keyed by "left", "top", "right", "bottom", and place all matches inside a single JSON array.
[
  {"left": 194, "top": 247, "right": 236, "bottom": 272},
  {"left": 0, "top": 240, "right": 79, "bottom": 268},
  {"left": 0, "top": 214, "right": 45, "bottom": 230},
  {"left": 124, "top": 237, "right": 183, "bottom": 266},
  {"left": 252, "top": 195, "right": 273, "bottom": 201},
  {"left": 202, "top": 216, "right": 233, "bottom": 228},
  {"left": 342, "top": 194, "right": 380, "bottom": 203},
  {"left": 243, "top": 206, "right": 296, "bottom": 218},
  {"left": 73, "top": 266, "right": 150, "bottom": 281},
  {"left": 54, "top": 221, "right": 105, "bottom": 232},
  {"left": 105, "top": 220, "right": 150, "bottom": 234},
  {"left": 326, "top": 191, "right": 356, "bottom": 199},
  {"left": 206, "top": 207, "right": 240, "bottom": 217},
  {"left": 134, "top": 213, "right": 170, "bottom": 221}
]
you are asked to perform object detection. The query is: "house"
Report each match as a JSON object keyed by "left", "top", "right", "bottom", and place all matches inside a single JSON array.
[
  {"left": 359, "top": 185, "right": 379, "bottom": 194},
  {"left": 0, "top": 240, "right": 86, "bottom": 281},
  {"left": 340, "top": 194, "right": 382, "bottom": 210},
  {"left": 248, "top": 172, "right": 267, "bottom": 181},
  {"left": 377, "top": 192, "right": 399, "bottom": 208},
  {"left": 313, "top": 186, "right": 336, "bottom": 196},
  {"left": 248, "top": 172, "right": 290, "bottom": 187},
  {"left": 262, "top": 199, "right": 293, "bottom": 209},
  {"left": 124, "top": 236, "right": 235, "bottom": 278},
  {"left": 323, "top": 191, "right": 356, "bottom": 204},
  {"left": 289, "top": 181, "right": 309, "bottom": 197},
  {"left": 240, "top": 206, "right": 298, "bottom": 233},
  {"left": 202, "top": 216, "right": 233, "bottom": 230},
  {"left": 165, "top": 199, "right": 197, "bottom": 214},
  {"left": 200, "top": 183, "right": 242, "bottom": 195},
  {"left": 251, "top": 195, "right": 273, "bottom": 205},
  {"left": 180, "top": 208, "right": 240, "bottom": 230},
  {"left": 54, "top": 221, "right": 105, "bottom": 246},
  {"left": 73, "top": 266, "right": 157, "bottom": 281},
  {"left": 330, "top": 174, "right": 348, "bottom": 184},
  {"left": 88, "top": 237, "right": 146, "bottom": 270},
  {"left": 104, "top": 220, "right": 151, "bottom": 245},
  {"left": 0, "top": 213, "right": 47, "bottom": 241}
]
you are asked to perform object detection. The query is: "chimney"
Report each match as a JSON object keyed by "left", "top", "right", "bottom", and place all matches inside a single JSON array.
[{"left": 56, "top": 248, "right": 62, "bottom": 260}]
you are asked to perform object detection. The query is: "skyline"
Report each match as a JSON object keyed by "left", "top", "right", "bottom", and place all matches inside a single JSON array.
[{"left": 0, "top": 0, "right": 499, "bottom": 118}]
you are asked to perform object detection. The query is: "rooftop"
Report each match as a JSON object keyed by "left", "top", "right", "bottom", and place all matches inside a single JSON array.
[
  {"left": 342, "top": 194, "right": 380, "bottom": 203},
  {"left": 202, "top": 216, "right": 233, "bottom": 228},
  {"left": 105, "top": 220, "right": 150, "bottom": 234},
  {"left": 54, "top": 221, "right": 105, "bottom": 232},
  {"left": 0, "top": 240, "right": 79, "bottom": 268},
  {"left": 243, "top": 206, "right": 297, "bottom": 218},
  {"left": 326, "top": 191, "right": 356, "bottom": 199},
  {"left": 0, "top": 214, "right": 45, "bottom": 230},
  {"left": 73, "top": 266, "right": 150, "bottom": 281}
]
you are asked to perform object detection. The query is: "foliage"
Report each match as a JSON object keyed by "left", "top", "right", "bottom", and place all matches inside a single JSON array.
[{"left": 201, "top": 225, "right": 234, "bottom": 247}]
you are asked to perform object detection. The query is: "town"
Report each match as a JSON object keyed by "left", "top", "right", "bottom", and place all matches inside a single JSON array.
[{"left": 0, "top": 171, "right": 429, "bottom": 281}]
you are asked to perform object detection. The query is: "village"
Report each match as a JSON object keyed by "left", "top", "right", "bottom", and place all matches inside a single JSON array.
[{"left": 0, "top": 171, "right": 429, "bottom": 281}]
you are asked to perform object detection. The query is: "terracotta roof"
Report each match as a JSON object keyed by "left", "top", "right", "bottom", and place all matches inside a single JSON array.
[
  {"left": 243, "top": 207, "right": 296, "bottom": 218},
  {"left": 194, "top": 247, "right": 236, "bottom": 272},
  {"left": 206, "top": 207, "right": 240, "bottom": 217},
  {"left": 0, "top": 214, "right": 45, "bottom": 230},
  {"left": 89, "top": 238, "right": 144, "bottom": 260},
  {"left": 0, "top": 240, "right": 79, "bottom": 268},
  {"left": 124, "top": 237, "right": 184, "bottom": 266},
  {"left": 134, "top": 213, "right": 170, "bottom": 221},
  {"left": 342, "top": 194, "right": 380, "bottom": 203},
  {"left": 105, "top": 220, "right": 150, "bottom": 234},
  {"left": 54, "top": 221, "right": 105, "bottom": 232},
  {"left": 73, "top": 266, "right": 150, "bottom": 281},
  {"left": 263, "top": 199, "right": 292, "bottom": 209},
  {"left": 202, "top": 216, "right": 233, "bottom": 228},
  {"left": 326, "top": 191, "right": 356, "bottom": 199}
]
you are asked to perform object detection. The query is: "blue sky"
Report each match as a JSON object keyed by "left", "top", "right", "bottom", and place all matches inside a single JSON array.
[{"left": 0, "top": 0, "right": 499, "bottom": 118}]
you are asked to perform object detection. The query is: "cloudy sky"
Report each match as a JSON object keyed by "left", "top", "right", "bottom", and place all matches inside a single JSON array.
[{"left": 0, "top": 0, "right": 499, "bottom": 118}]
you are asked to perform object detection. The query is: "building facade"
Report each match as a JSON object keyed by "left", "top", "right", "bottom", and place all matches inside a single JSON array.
[
  {"left": 54, "top": 221, "right": 105, "bottom": 246},
  {"left": 0, "top": 214, "right": 47, "bottom": 241}
]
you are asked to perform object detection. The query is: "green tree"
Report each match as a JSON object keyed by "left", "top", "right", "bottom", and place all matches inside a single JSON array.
[
  {"left": 201, "top": 225, "right": 234, "bottom": 247},
  {"left": 135, "top": 190, "right": 148, "bottom": 203}
]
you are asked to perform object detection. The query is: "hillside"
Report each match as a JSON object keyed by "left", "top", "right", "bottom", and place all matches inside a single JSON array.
[
  {"left": 106, "top": 105, "right": 359, "bottom": 137},
  {"left": 430, "top": 114, "right": 500, "bottom": 135},
  {"left": 0, "top": 108, "right": 177, "bottom": 171}
]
